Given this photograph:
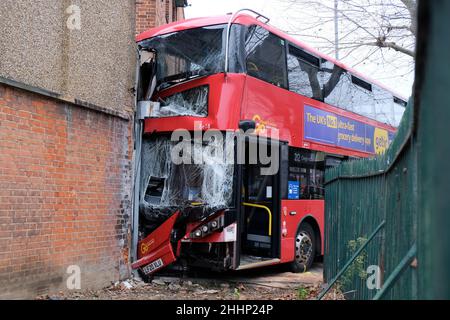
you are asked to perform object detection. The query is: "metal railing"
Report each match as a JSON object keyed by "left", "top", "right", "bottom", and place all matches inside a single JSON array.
[{"left": 243, "top": 202, "right": 273, "bottom": 236}]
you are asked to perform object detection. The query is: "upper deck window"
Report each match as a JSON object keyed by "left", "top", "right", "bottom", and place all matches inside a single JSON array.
[
  {"left": 139, "top": 24, "right": 245, "bottom": 92},
  {"left": 322, "top": 59, "right": 405, "bottom": 126},
  {"left": 287, "top": 45, "right": 321, "bottom": 98},
  {"left": 284, "top": 45, "right": 406, "bottom": 127},
  {"left": 245, "top": 25, "right": 288, "bottom": 89}
]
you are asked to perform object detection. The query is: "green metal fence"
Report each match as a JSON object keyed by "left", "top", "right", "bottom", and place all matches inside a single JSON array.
[
  {"left": 322, "top": 100, "right": 417, "bottom": 300},
  {"left": 321, "top": 1, "right": 450, "bottom": 300}
]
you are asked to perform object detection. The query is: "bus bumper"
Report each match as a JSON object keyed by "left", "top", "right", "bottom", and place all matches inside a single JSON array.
[{"left": 131, "top": 212, "right": 180, "bottom": 275}]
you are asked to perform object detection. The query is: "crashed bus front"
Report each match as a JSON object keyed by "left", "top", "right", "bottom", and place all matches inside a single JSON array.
[
  {"left": 132, "top": 17, "right": 252, "bottom": 276},
  {"left": 133, "top": 133, "right": 238, "bottom": 274}
]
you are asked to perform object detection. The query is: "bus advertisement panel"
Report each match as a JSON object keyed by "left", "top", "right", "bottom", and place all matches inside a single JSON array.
[{"left": 304, "top": 105, "right": 395, "bottom": 155}]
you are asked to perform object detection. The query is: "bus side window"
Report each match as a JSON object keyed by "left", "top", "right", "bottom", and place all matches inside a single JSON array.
[
  {"left": 287, "top": 44, "right": 322, "bottom": 100},
  {"left": 287, "top": 148, "right": 325, "bottom": 200},
  {"left": 321, "top": 59, "right": 406, "bottom": 127},
  {"left": 245, "top": 25, "right": 288, "bottom": 89},
  {"left": 325, "top": 69, "right": 377, "bottom": 122}
]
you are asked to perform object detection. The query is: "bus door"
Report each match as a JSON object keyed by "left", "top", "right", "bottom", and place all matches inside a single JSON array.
[{"left": 237, "top": 137, "right": 282, "bottom": 269}]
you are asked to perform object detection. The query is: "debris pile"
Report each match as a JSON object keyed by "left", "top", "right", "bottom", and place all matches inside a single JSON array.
[
  {"left": 36, "top": 265, "right": 344, "bottom": 300},
  {"left": 37, "top": 277, "right": 340, "bottom": 300}
]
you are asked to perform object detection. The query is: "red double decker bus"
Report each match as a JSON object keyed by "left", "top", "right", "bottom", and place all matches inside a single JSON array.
[{"left": 131, "top": 10, "right": 406, "bottom": 277}]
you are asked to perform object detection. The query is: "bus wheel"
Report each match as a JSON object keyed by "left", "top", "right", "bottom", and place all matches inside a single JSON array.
[
  {"left": 137, "top": 269, "right": 152, "bottom": 283},
  {"left": 290, "top": 223, "right": 315, "bottom": 273}
]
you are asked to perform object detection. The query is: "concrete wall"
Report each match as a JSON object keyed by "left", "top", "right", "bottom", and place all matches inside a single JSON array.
[{"left": 0, "top": 0, "right": 136, "bottom": 115}]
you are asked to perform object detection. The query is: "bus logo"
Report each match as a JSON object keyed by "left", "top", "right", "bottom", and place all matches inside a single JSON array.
[
  {"left": 140, "top": 239, "right": 155, "bottom": 255},
  {"left": 253, "top": 114, "right": 277, "bottom": 134},
  {"left": 374, "top": 128, "right": 389, "bottom": 155}
]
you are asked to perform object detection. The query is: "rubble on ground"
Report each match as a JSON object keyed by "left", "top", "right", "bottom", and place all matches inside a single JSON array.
[{"left": 36, "top": 274, "right": 344, "bottom": 301}]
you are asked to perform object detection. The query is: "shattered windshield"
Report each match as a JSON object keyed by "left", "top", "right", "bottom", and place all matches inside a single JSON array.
[
  {"left": 139, "top": 24, "right": 246, "bottom": 91},
  {"left": 140, "top": 135, "right": 234, "bottom": 214},
  {"left": 140, "top": 24, "right": 226, "bottom": 91}
]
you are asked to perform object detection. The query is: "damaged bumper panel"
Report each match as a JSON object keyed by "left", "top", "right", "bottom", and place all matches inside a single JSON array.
[
  {"left": 132, "top": 209, "right": 234, "bottom": 275},
  {"left": 132, "top": 243, "right": 174, "bottom": 275},
  {"left": 132, "top": 212, "right": 180, "bottom": 274}
]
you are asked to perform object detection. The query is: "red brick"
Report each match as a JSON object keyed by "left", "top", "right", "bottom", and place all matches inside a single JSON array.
[
  {"left": 0, "top": 84, "right": 132, "bottom": 299},
  {"left": 136, "top": 0, "right": 184, "bottom": 34}
]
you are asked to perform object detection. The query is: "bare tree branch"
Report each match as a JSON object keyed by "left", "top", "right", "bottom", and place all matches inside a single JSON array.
[
  {"left": 280, "top": 0, "right": 417, "bottom": 61},
  {"left": 368, "top": 38, "right": 415, "bottom": 57}
]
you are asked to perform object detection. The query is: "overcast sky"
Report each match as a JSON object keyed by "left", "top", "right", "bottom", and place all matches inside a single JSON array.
[{"left": 185, "top": 0, "right": 414, "bottom": 98}]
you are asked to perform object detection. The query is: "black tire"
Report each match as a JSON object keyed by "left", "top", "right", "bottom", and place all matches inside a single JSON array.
[
  {"left": 137, "top": 269, "right": 153, "bottom": 283},
  {"left": 290, "top": 223, "right": 316, "bottom": 273}
]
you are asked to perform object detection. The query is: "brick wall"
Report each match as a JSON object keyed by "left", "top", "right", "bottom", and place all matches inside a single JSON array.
[
  {"left": 0, "top": 83, "right": 133, "bottom": 299},
  {"left": 136, "top": 0, "right": 185, "bottom": 35}
]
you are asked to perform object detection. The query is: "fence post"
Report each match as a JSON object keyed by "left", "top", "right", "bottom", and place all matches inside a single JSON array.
[{"left": 416, "top": 0, "right": 450, "bottom": 300}]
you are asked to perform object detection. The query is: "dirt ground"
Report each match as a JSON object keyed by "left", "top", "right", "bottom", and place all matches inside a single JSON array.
[{"left": 38, "top": 263, "right": 344, "bottom": 300}]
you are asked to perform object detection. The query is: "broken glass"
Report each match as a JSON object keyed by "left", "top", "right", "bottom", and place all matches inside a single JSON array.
[
  {"left": 139, "top": 24, "right": 246, "bottom": 93},
  {"left": 140, "top": 135, "right": 234, "bottom": 222},
  {"left": 157, "top": 85, "right": 209, "bottom": 117}
]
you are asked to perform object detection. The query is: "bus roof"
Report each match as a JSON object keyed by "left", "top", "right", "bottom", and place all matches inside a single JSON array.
[{"left": 136, "top": 14, "right": 408, "bottom": 101}]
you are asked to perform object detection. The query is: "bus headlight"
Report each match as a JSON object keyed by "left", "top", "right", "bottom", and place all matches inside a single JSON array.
[
  {"left": 190, "top": 215, "right": 224, "bottom": 239},
  {"left": 194, "top": 230, "right": 202, "bottom": 238}
]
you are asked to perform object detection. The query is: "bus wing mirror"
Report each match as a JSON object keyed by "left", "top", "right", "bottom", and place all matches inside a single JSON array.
[{"left": 239, "top": 120, "right": 256, "bottom": 132}]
